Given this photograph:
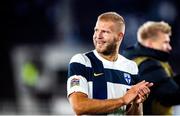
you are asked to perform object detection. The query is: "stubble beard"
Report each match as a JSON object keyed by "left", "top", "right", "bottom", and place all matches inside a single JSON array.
[{"left": 94, "top": 41, "right": 117, "bottom": 56}]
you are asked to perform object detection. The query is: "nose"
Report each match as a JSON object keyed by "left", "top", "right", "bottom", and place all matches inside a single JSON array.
[{"left": 167, "top": 44, "right": 172, "bottom": 52}]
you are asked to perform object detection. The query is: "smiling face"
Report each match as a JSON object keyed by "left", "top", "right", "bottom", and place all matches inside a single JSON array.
[{"left": 93, "top": 20, "right": 123, "bottom": 55}]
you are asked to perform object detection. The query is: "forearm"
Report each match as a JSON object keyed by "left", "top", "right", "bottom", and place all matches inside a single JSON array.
[
  {"left": 79, "top": 98, "right": 125, "bottom": 114},
  {"left": 69, "top": 81, "right": 152, "bottom": 115},
  {"left": 69, "top": 93, "right": 126, "bottom": 115}
]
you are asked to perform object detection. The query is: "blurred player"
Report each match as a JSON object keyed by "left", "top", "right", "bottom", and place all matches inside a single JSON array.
[{"left": 123, "top": 21, "right": 180, "bottom": 115}]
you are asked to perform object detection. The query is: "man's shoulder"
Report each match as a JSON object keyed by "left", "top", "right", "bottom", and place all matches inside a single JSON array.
[
  {"left": 120, "top": 54, "right": 137, "bottom": 66},
  {"left": 135, "top": 56, "right": 164, "bottom": 72},
  {"left": 69, "top": 51, "right": 92, "bottom": 66},
  {"left": 119, "top": 54, "right": 138, "bottom": 75},
  {"left": 135, "top": 56, "right": 162, "bottom": 66}
]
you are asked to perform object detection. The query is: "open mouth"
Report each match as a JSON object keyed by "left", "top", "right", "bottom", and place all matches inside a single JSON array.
[{"left": 97, "top": 41, "right": 105, "bottom": 45}]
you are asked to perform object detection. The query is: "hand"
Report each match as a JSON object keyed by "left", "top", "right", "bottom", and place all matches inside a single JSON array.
[
  {"left": 135, "top": 82, "right": 153, "bottom": 103},
  {"left": 134, "top": 93, "right": 149, "bottom": 104},
  {"left": 122, "top": 80, "right": 153, "bottom": 105}
]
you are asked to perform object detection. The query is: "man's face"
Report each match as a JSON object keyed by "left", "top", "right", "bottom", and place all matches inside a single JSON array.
[
  {"left": 152, "top": 31, "right": 172, "bottom": 53},
  {"left": 93, "top": 20, "right": 122, "bottom": 55}
]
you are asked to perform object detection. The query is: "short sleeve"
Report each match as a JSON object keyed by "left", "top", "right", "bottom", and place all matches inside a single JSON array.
[
  {"left": 67, "top": 75, "right": 88, "bottom": 97},
  {"left": 67, "top": 54, "right": 89, "bottom": 97}
]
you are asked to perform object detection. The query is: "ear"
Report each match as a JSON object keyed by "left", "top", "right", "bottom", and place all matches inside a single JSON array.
[
  {"left": 145, "top": 39, "right": 153, "bottom": 48},
  {"left": 118, "top": 32, "right": 124, "bottom": 40}
]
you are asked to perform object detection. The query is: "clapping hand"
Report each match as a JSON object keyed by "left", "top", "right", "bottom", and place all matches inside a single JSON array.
[
  {"left": 123, "top": 80, "right": 153, "bottom": 105},
  {"left": 134, "top": 82, "right": 153, "bottom": 103}
]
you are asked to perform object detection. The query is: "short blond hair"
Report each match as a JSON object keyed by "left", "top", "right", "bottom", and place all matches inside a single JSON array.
[
  {"left": 137, "top": 21, "right": 171, "bottom": 43},
  {"left": 97, "top": 12, "right": 125, "bottom": 33}
]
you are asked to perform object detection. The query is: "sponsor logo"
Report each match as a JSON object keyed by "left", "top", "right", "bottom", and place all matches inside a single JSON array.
[{"left": 93, "top": 73, "right": 104, "bottom": 77}]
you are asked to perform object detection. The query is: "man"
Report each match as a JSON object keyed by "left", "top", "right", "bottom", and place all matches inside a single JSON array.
[
  {"left": 123, "top": 21, "right": 180, "bottom": 115},
  {"left": 67, "top": 12, "right": 153, "bottom": 115}
]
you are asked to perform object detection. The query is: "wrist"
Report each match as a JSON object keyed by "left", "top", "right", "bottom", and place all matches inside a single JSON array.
[{"left": 120, "top": 96, "right": 128, "bottom": 105}]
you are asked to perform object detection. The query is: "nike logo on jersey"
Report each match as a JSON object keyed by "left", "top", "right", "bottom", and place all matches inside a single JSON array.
[{"left": 93, "top": 73, "right": 104, "bottom": 77}]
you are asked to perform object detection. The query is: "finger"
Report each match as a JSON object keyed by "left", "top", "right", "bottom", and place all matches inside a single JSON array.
[
  {"left": 135, "top": 80, "right": 146, "bottom": 86},
  {"left": 138, "top": 87, "right": 150, "bottom": 97},
  {"left": 136, "top": 81, "right": 153, "bottom": 88},
  {"left": 145, "top": 94, "right": 149, "bottom": 99},
  {"left": 131, "top": 81, "right": 151, "bottom": 95},
  {"left": 138, "top": 89, "right": 150, "bottom": 103},
  {"left": 147, "top": 82, "right": 154, "bottom": 88},
  {"left": 139, "top": 82, "right": 153, "bottom": 92},
  {"left": 138, "top": 94, "right": 146, "bottom": 102},
  {"left": 136, "top": 94, "right": 145, "bottom": 103},
  {"left": 133, "top": 80, "right": 147, "bottom": 89},
  {"left": 139, "top": 92, "right": 149, "bottom": 100},
  {"left": 141, "top": 87, "right": 150, "bottom": 94},
  {"left": 138, "top": 88, "right": 146, "bottom": 97}
]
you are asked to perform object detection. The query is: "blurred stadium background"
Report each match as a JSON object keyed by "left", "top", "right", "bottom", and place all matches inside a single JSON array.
[{"left": 2, "top": 0, "right": 180, "bottom": 114}]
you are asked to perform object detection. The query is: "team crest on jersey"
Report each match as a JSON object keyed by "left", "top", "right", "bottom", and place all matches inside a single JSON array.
[
  {"left": 70, "top": 78, "right": 80, "bottom": 87},
  {"left": 124, "top": 73, "right": 131, "bottom": 84}
]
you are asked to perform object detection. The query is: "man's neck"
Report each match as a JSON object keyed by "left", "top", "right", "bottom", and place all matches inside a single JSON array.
[{"left": 98, "top": 52, "right": 118, "bottom": 62}]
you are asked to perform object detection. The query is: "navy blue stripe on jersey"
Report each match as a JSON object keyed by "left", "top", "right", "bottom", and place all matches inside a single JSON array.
[
  {"left": 92, "top": 73, "right": 107, "bottom": 99},
  {"left": 104, "top": 69, "right": 138, "bottom": 85},
  {"left": 68, "top": 62, "right": 92, "bottom": 80},
  {"left": 86, "top": 51, "right": 107, "bottom": 99},
  {"left": 68, "top": 62, "right": 138, "bottom": 85}
]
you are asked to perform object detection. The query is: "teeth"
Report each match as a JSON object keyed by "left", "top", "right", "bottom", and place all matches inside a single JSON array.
[
  {"left": 98, "top": 42, "right": 103, "bottom": 44},
  {"left": 97, "top": 41, "right": 104, "bottom": 44}
]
